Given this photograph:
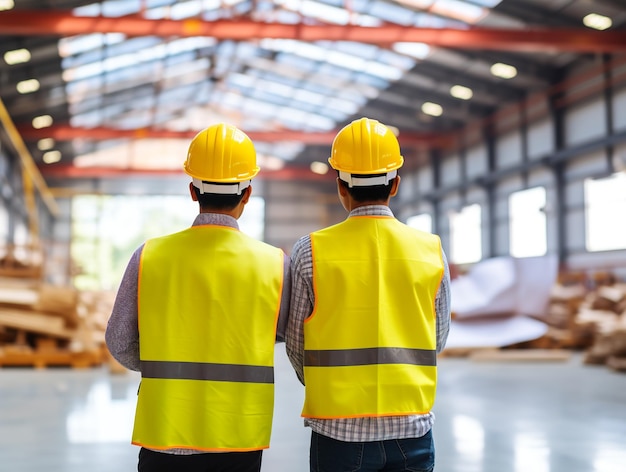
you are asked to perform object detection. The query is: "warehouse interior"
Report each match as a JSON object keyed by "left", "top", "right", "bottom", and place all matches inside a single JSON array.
[{"left": 1, "top": 0, "right": 626, "bottom": 471}]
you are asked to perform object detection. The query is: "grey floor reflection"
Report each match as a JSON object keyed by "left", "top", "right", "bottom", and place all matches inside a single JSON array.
[{"left": 0, "top": 347, "right": 624, "bottom": 472}]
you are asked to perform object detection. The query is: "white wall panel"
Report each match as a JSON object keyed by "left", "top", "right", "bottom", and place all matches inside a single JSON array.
[
  {"left": 564, "top": 179, "right": 585, "bottom": 207},
  {"left": 528, "top": 167, "right": 554, "bottom": 188},
  {"left": 566, "top": 207, "right": 586, "bottom": 250},
  {"left": 615, "top": 143, "right": 626, "bottom": 171},
  {"left": 564, "top": 149, "right": 609, "bottom": 181},
  {"left": 440, "top": 154, "right": 461, "bottom": 187},
  {"left": 564, "top": 99, "right": 607, "bottom": 146},
  {"left": 465, "top": 185, "right": 486, "bottom": 204},
  {"left": 417, "top": 166, "right": 434, "bottom": 192},
  {"left": 495, "top": 175, "right": 523, "bottom": 195},
  {"left": 466, "top": 146, "right": 488, "bottom": 180},
  {"left": 528, "top": 117, "right": 554, "bottom": 160},
  {"left": 613, "top": 86, "right": 626, "bottom": 132},
  {"left": 440, "top": 192, "right": 461, "bottom": 215},
  {"left": 495, "top": 131, "right": 523, "bottom": 169},
  {"left": 397, "top": 172, "right": 415, "bottom": 202}
]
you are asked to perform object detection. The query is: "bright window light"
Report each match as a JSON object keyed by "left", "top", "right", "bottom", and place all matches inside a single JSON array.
[
  {"left": 16, "top": 79, "right": 40, "bottom": 94},
  {"left": 0, "top": 0, "right": 14, "bottom": 11},
  {"left": 450, "top": 84, "right": 473, "bottom": 100},
  {"left": 491, "top": 62, "right": 517, "bottom": 79},
  {"left": 274, "top": 0, "right": 377, "bottom": 26},
  {"left": 392, "top": 42, "right": 431, "bottom": 60},
  {"left": 406, "top": 213, "right": 433, "bottom": 233},
  {"left": 4, "top": 48, "right": 30, "bottom": 65},
  {"left": 449, "top": 204, "right": 482, "bottom": 264},
  {"left": 238, "top": 196, "right": 265, "bottom": 241},
  {"left": 32, "top": 115, "right": 53, "bottom": 129},
  {"left": 42, "top": 150, "right": 62, "bottom": 164},
  {"left": 59, "top": 33, "right": 126, "bottom": 58},
  {"left": 509, "top": 187, "right": 547, "bottom": 258},
  {"left": 422, "top": 102, "right": 443, "bottom": 117},
  {"left": 431, "top": 0, "right": 487, "bottom": 24},
  {"left": 71, "top": 194, "right": 266, "bottom": 290},
  {"left": 583, "top": 13, "right": 612, "bottom": 31},
  {"left": 584, "top": 172, "right": 626, "bottom": 251}
]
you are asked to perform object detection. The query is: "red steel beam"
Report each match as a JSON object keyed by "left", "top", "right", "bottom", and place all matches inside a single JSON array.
[
  {"left": 19, "top": 125, "right": 447, "bottom": 147},
  {"left": 1, "top": 10, "right": 626, "bottom": 52},
  {"left": 39, "top": 164, "right": 336, "bottom": 182}
]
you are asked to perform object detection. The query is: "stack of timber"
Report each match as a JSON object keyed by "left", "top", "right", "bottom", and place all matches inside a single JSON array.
[
  {"left": 441, "top": 268, "right": 626, "bottom": 371},
  {"left": 0, "top": 275, "right": 116, "bottom": 369},
  {"left": 520, "top": 271, "right": 626, "bottom": 372},
  {"left": 0, "top": 243, "right": 43, "bottom": 279}
]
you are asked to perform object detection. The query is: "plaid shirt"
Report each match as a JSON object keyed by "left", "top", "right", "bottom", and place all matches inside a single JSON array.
[{"left": 285, "top": 205, "right": 451, "bottom": 442}]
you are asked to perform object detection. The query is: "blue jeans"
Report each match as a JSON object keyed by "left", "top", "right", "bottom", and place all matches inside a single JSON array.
[{"left": 310, "top": 430, "right": 434, "bottom": 472}]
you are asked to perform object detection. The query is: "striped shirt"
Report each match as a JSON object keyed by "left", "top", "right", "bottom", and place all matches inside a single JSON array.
[{"left": 285, "top": 205, "right": 451, "bottom": 442}]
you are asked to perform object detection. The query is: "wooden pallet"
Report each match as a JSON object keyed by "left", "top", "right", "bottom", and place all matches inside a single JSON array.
[{"left": 0, "top": 345, "right": 103, "bottom": 369}]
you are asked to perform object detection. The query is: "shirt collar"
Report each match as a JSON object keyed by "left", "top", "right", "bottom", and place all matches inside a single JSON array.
[
  {"left": 192, "top": 212, "right": 239, "bottom": 230},
  {"left": 348, "top": 205, "right": 394, "bottom": 218}
]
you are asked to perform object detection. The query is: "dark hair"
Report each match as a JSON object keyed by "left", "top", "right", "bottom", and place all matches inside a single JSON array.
[
  {"left": 338, "top": 172, "right": 396, "bottom": 203},
  {"left": 192, "top": 185, "right": 246, "bottom": 211}
]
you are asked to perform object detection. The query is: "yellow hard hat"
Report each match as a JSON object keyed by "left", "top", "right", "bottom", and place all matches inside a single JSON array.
[
  {"left": 184, "top": 123, "right": 259, "bottom": 194},
  {"left": 328, "top": 118, "right": 403, "bottom": 185}
]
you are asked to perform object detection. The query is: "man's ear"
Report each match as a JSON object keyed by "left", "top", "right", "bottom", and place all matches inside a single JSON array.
[
  {"left": 389, "top": 175, "right": 401, "bottom": 197},
  {"left": 337, "top": 178, "right": 349, "bottom": 197},
  {"left": 241, "top": 185, "right": 252, "bottom": 204},
  {"left": 189, "top": 182, "right": 198, "bottom": 201}
]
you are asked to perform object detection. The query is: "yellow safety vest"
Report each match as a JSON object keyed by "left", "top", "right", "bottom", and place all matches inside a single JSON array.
[
  {"left": 303, "top": 216, "right": 443, "bottom": 419},
  {"left": 133, "top": 225, "right": 284, "bottom": 451}
]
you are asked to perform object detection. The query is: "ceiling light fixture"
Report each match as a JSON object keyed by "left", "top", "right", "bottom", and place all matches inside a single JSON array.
[
  {"left": 0, "top": 0, "right": 14, "bottom": 11},
  {"left": 422, "top": 102, "right": 443, "bottom": 117},
  {"left": 450, "top": 85, "right": 473, "bottom": 100},
  {"left": 490, "top": 62, "right": 517, "bottom": 79},
  {"left": 16, "top": 79, "right": 40, "bottom": 94},
  {"left": 310, "top": 161, "right": 329, "bottom": 175},
  {"left": 583, "top": 13, "right": 612, "bottom": 31},
  {"left": 37, "top": 138, "right": 55, "bottom": 151},
  {"left": 32, "top": 115, "right": 53, "bottom": 129},
  {"left": 42, "top": 150, "right": 62, "bottom": 164},
  {"left": 4, "top": 48, "right": 30, "bottom": 65}
]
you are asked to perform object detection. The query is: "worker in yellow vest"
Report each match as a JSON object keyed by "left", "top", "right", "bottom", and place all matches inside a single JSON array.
[
  {"left": 285, "top": 117, "right": 451, "bottom": 472},
  {"left": 106, "top": 123, "right": 290, "bottom": 472}
]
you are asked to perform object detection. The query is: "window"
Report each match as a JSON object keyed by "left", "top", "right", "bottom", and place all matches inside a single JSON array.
[
  {"left": 584, "top": 172, "right": 626, "bottom": 252},
  {"left": 449, "top": 204, "right": 482, "bottom": 264},
  {"left": 406, "top": 213, "right": 432, "bottom": 233},
  {"left": 509, "top": 186, "right": 547, "bottom": 257},
  {"left": 71, "top": 194, "right": 266, "bottom": 290}
]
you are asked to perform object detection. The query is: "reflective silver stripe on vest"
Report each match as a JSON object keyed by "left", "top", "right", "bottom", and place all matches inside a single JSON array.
[
  {"left": 304, "top": 347, "right": 436, "bottom": 367},
  {"left": 141, "top": 360, "right": 274, "bottom": 383}
]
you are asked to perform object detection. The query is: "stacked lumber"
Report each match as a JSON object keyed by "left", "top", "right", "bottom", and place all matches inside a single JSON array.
[
  {"left": 524, "top": 273, "right": 626, "bottom": 372},
  {"left": 0, "top": 243, "right": 43, "bottom": 279},
  {"left": 441, "top": 270, "right": 626, "bottom": 369},
  {"left": 0, "top": 276, "right": 116, "bottom": 369}
]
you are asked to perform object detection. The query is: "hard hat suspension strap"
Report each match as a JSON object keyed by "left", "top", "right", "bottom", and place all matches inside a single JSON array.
[
  {"left": 339, "top": 170, "right": 397, "bottom": 188},
  {"left": 192, "top": 178, "right": 251, "bottom": 195}
]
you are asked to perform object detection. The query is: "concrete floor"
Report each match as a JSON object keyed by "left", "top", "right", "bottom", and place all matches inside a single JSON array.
[{"left": 1, "top": 344, "right": 625, "bottom": 472}]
